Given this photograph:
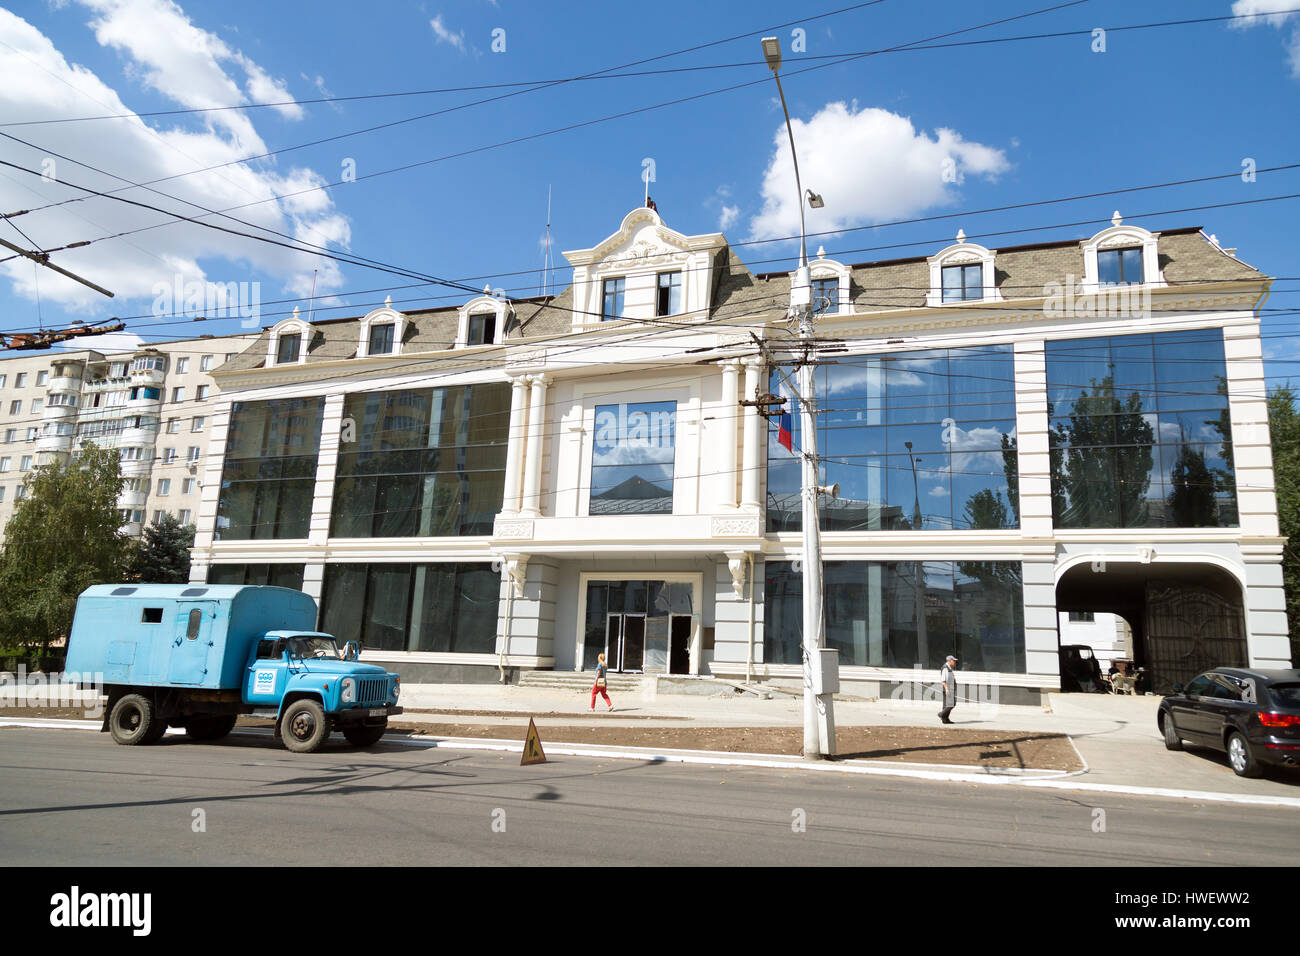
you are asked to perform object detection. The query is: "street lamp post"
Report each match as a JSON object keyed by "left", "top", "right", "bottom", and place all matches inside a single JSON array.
[{"left": 762, "top": 37, "right": 835, "bottom": 759}]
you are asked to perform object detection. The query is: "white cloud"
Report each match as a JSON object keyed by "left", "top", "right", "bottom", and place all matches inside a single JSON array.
[
  {"left": 748, "top": 101, "right": 1010, "bottom": 241},
  {"left": 1232, "top": 0, "right": 1300, "bottom": 76},
  {"left": 0, "top": 5, "right": 348, "bottom": 315},
  {"left": 719, "top": 204, "right": 740, "bottom": 230},
  {"left": 429, "top": 14, "right": 466, "bottom": 52}
]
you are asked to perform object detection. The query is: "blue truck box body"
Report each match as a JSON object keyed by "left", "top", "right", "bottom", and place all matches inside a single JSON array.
[{"left": 67, "top": 583, "right": 320, "bottom": 690}]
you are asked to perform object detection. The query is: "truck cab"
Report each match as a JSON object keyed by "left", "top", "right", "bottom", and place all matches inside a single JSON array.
[{"left": 64, "top": 584, "right": 402, "bottom": 753}]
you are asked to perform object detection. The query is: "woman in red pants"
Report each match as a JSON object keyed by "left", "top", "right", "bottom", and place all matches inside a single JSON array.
[{"left": 590, "top": 652, "right": 613, "bottom": 712}]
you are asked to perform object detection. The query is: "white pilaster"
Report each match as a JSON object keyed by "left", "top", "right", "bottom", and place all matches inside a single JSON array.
[
  {"left": 309, "top": 394, "right": 346, "bottom": 546},
  {"left": 1012, "top": 341, "right": 1053, "bottom": 538},
  {"left": 501, "top": 375, "right": 528, "bottom": 514},
  {"left": 1223, "top": 323, "right": 1280, "bottom": 538},
  {"left": 521, "top": 374, "right": 549, "bottom": 516},
  {"left": 718, "top": 360, "right": 740, "bottom": 509},
  {"left": 741, "top": 358, "right": 762, "bottom": 510}
]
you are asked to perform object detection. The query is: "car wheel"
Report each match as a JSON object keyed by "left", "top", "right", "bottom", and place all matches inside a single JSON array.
[
  {"left": 281, "top": 699, "right": 330, "bottom": 754},
  {"left": 1162, "top": 714, "right": 1183, "bottom": 751},
  {"left": 1226, "top": 731, "right": 1262, "bottom": 778}
]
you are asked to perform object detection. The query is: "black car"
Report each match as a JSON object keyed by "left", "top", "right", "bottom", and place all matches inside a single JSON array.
[{"left": 1158, "top": 667, "right": 1300, "bottom": 777}]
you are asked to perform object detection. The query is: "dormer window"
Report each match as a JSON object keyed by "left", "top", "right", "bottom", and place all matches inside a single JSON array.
[
  {"left": 367, "top": 323, "right": 395, "bottom": 356},
  {"left": 455, "top": 294, "right": 507, "bottom": 347},
  {"left": 1097, "top": 247, "right": 1143, "bottom": 286},
  {"left": 656, "top": 272, "right": 682, "bottom": 316},
  {"left": 467, "top": 312, "right": 496, "bottom": 346},
  {"left": 926, "top": 233, "right": 1000, "bottom": 307},
  {"left": 1080, "top": 214, "right": 1164, "bottom": 294},
  {"left": 941, "top": 263, "right": 983, "bottom": 302},
  {"left": 276, "top": 333, "right": 301, "bottom": 366},
  {"left": 602, "top": 278, "right": 626, "bottom": 321},
  {"left": 811, "top": 277, "right": 839, "bottom": 315},
  {"left": 357, "top": 300, "right": 407, "bottom": 358}
]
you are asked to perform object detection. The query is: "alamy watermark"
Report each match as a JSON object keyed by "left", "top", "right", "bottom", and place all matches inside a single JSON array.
[
  {"left": 0, "top": 666, "right": 104, "bottom": 718},
  {"left": 1043, "top": 274, "right": 1151, "bottom": 320},
  {"left": 889, "top": 664, "right": 1000, "bottom": 718},
  {"left": 152, "top": 274, "right": 261, "bottom": 328}
]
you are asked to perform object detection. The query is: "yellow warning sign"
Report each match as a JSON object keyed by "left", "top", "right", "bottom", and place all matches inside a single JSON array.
[{"left": 521, "top": 717, "right": 547, "bottom": 766}]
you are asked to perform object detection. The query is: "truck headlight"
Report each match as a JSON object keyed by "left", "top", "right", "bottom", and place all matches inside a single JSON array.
[
  {"left": 341, "top": 678, "right": 356, "bottom": 704},
  {"left": 393, "top": 677, "right": 400, "bottom": 701}
]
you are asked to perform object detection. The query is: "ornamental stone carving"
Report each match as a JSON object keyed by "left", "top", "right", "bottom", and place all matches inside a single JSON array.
[
  {"left": 493, "top": 517, "right": 535, "bottom": 539},
  {"left": 711, "top": 515, "right": 761, "bottom": 537}
]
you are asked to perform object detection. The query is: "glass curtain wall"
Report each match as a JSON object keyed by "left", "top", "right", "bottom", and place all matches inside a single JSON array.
[
  {"left": 768, "top": 345, "right": 1019, "bottom": 532},
  {"left": 206, "top": 564, "right": 305, "bottom": 590},
  {"left": 320, "top": 563, "right": 500, "bottom": 652},
  {"left": 1045, "top": 329, "right": 1237, "bottom": 528},
  {"left": 216, "top": 397, "right": 324, "bottom": 540},
  {"left": 765, "top": 560, "right": 1025, "bottom": 672},
  {"left": 331, "top": 383, "right": 509, "bottom": 537}
]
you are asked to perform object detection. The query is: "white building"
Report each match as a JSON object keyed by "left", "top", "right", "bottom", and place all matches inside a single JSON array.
[{"left": 190, "top": 207, "right": 1290, "bottom": 701}]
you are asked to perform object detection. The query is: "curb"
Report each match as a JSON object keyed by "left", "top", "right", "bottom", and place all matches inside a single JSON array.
[{"left": 5, "top": 717, "right": 1299, "bottom": 809}]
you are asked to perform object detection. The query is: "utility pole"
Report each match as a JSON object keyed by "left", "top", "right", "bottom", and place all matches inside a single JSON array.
[{"left": 761, "top": 37, "right": 836, "bottom": 758}]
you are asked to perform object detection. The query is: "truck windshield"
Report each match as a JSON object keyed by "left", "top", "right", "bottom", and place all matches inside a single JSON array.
[{"left": 286, "top": 637, "right": 341, "bottom": 660}]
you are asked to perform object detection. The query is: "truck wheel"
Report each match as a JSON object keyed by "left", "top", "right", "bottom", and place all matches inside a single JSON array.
[
  {"left": 186, "top": 715, "right": 238, "bottom": 741},
  {"left": 342, "top": 720, "right": 387, "bottom": 748},
  {"left": 281, "top": 700, "right": 330, "bottom": 753},
  {"left": 142, "top": 719, "right": 169, "bottom": 744},
  {"left": 109, "top": 694, "right": 158, "bottom": 746},
  {"left": 1161, "top": 714, "right": 1183, "bottom": 751}
]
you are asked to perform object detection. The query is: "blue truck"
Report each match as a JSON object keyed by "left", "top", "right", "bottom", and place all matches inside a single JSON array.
[{"left": 64, "top": 583, "right": 401, "bottom": 753}]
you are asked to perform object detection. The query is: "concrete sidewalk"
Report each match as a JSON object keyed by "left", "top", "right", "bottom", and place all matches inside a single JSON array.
[{"left": 391, "top": 681, "right": 1300, "bottom": 801}]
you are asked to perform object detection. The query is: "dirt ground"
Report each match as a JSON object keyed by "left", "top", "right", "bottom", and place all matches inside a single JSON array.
[
  {"left": 388, "top": 720, "right": 1081, "bottom": 771},
  {"left": 1, "top": 706, "right": 1082, "bottom": 771}
]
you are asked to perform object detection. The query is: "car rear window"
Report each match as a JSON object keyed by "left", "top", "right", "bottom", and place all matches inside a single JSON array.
[{"left": 1269, "top": 684, "right": 1300, "bottom": 709}]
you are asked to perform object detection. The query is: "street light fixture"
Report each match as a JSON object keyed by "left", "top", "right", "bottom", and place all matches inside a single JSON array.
[{"left": 760, "top": 36, "right": 836, "bottom": 759}]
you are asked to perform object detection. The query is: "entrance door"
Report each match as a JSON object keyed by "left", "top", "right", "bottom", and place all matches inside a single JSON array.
[
  {"left": 669, "top": 615, "right": 691, "bottom": 675},
  {"left": 604, "top": 613, "right": 646, "bottom": 673}
]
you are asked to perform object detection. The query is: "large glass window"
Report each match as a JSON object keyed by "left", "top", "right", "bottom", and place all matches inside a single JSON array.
[
  {"left": 215, "top": 397, "right": 324, "bottom": 540},
  {"left": 206, "top": 564, "right": 305, "bottom": 590},
  {"left": 602, "top": 278, "right": 625, "bottom": 321},
  {"left": 767, "top": 345, "right": 1018, "bottom": 532},
  {"left": 320, "top": 562, "right": 499, "bottom": 653},
  {"left": 765, "top": 559, "right": 1025, "bottom": 672},
  {"left": 331, "top": 383, "right": 509, "bottom": 538},
  {"left": 1046, "top": 330, "right": 1236, "bottom": 529},
  {"left": 590, "top": 401, "right": 676, "bottom": 515}
]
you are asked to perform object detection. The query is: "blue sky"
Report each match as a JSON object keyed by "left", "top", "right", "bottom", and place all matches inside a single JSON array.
[{"left": 1, "top": 0, "right": 1298, "bottom": 387}]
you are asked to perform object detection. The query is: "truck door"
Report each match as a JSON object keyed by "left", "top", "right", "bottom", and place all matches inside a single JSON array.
[
  {"left": 167, "top": 603, "right": 217, "bottom": 685},
  {"left": 245, "top": 639, "right": 287, "bottom": 704}
]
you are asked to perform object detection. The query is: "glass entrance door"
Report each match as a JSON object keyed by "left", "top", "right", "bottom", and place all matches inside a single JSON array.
[{"left": 604, "top": 613, "right": 646, "bottom": 673}]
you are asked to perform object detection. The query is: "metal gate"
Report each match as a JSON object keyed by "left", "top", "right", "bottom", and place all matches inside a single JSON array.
[{"left": 1144, "top": 582, "right": 1246, "bottom": 694}]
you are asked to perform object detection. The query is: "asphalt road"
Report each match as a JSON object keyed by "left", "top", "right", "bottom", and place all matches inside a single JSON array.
[{"left": 1, "top": 728, "right": 1297, "bottom": 866}]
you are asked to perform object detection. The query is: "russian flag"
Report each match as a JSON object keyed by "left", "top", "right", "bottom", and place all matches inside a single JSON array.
[{"left": 776, "top": 379, "right": 795, "bottom": 453}]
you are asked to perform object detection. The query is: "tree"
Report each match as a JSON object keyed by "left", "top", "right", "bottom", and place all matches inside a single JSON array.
[
  {"left": 130, "top": 513, "right": 195, "bottom": 583},
  {"left": 1267, "top": 385, "right": 1300, "bottom": 662},
  {"left": 0, "top": 443, "right": 131, "bottom": 661}
]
